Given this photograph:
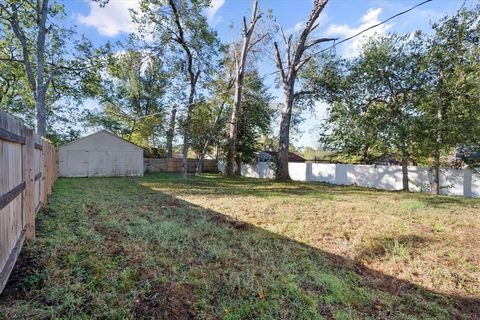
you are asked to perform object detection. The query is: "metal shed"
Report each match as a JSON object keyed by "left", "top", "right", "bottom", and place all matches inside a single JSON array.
[{"left": 59, "top": 130, "right": 143, "bottom": 177}]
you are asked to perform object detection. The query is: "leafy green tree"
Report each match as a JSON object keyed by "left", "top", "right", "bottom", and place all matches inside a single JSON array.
[
  {"left": 188, "top": 66, "right": 234, "bottom": 175},
  {"left": 306, "top": 6, "right": 479, "bottom": 193},
  {"left": 137, "top": 0, "right": 220, "bottom": 179},
  {"left": 324, "top": 34, "right": 425, "bottom": 191},
  {"left": 235, "top": 71, "right": 275, "bottom": 168},
  {"left": 85, "top": 47, "right": 169, "bottom": 148},
  {"left": 417, "top": 5, "right": 480, "bottom": 194},
  {"left": 0, "top": 45, "right": 34, "bottom": 119},
  {"left": 0, "top": 0, "right": 105, "bottom": 138},
  {"left": 302, "top": 52, "right": 390, "bottom": 164}
]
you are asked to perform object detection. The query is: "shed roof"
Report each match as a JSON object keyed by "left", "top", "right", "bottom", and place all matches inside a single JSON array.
[{"left": 60, "top": 130, "right": 143, "bottom": 151}]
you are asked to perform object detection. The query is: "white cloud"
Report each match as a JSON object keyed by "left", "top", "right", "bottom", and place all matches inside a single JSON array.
[
  {"left": 325, "top": 8, "right": 392, "bottom": 58},
  {"left": 77, "top": 0, "right": 140, "bottom": 37},
  {"left": 286, "top": 12, "right": 328, "bottom": 35},
  {"left": 206, "top": 0, "right": 225, "bottom": 26},
  {"left": 288, "top": 21, "right": 305, "bottom": 34}
]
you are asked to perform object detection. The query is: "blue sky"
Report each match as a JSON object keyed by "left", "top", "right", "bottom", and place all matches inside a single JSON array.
[{"left": 64, "top": 0, "right": 472, "bottom": 148}]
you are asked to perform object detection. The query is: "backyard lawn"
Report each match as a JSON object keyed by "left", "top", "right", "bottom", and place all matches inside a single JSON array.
[{"left": 1, "top": 173, "right": 479, "bottom": 319}]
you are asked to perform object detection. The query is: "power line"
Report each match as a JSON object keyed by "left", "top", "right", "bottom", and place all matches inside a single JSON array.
[
  {"left": 137, "top": 0, "right": 435, "bottom": 117},
  {"left": 310, "top": 0, "right": 433, "bottom": 56},
  {"left": 225, "top": 0, "right": 435, "bottom": 103}
]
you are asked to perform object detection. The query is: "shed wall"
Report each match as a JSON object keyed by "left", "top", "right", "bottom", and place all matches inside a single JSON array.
[{"left": 59, "top": 131, "right": 143, "bottom": 177}]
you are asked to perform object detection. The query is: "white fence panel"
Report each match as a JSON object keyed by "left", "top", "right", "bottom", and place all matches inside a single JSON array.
[
  {"left": 308, "top": 163, "right": 336, "bottom": 183},
  {"left": 439, "top": 168, "right": 464, "bottom": 196},
  {"left": 217, "top": 160, "right": 478, "bottom": 198},
  {"left": 348, "top": 165, "right": 376, "bottom": 188},
  {"left": 373, "top": 165, "right": 403, "bottom": 190},
  {"left": 470, "top": 171, "right": 480, "bottom": 198},
  {"left": 408, "top": 166, "right": 431, "bottom": 192},
  {"left": 289, "top": 163, "right": 307, "bottom": 181}
]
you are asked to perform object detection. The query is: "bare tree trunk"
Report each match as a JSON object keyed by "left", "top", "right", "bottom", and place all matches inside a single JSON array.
[
  {"left": 401, "top": 151, "right": 409, "bottom": 191},
  {"left": 196, "top": 154, "right": 204, "bottom": 175},
  {"left": 166, "top": 104, "right": 177, "bottom": 158},
  {"left": 35, "top": 0, "right": 48, "bottom": 137},
  {"left": 273, "top": 0, "right": 331, "bottom": 181},
  {"left": 432, "top": 110, "right": 442, "bottom": 194},
  {"left": 277, "top": 82, "right": 295, "bottom": 180},
  {"left": 181, "top": 133, "right": 189, "bottom": 178},
  {"left": 182, "top": 83, "right": 196, "bottom": 180},
  {"left": 226, "top": 0, "right": 262, "bottom": 177},
  {"left": 36, "top": 84, "right": 47, "bottom": 137},
  {"left": 5, "top": 0, "right": 50, "bottom": 136},
  {"left": 168, "top": 0, "right": 199, "bottom": 180},
  {"left": 432, "top": 71, "right": 444, "bottom": 195},
  {"left": 196, "top": 137, "right": 210, "bottom": 175},
  {"left": 398, "top": 126, "right": 409, "bottom": 191},
  {"left": 226, "top": 78, "right": 243, "bottom": 176},
  {"left": 235, "top": 156, "right": 242, "bottom": 176},
  {"left": 432, "top": 146, "right": 441, "bottom": 194}
]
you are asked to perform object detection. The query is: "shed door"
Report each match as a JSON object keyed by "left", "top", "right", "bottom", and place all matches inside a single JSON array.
[{"left": 67, "top": 150, "right": 89, "bottom": 177}]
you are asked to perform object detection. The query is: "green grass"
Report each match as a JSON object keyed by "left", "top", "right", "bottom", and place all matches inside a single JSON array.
[{"left": 1, "top": 173, "right": 479, "bottom": 319}]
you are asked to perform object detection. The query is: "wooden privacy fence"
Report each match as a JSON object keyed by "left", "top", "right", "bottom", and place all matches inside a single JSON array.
[
  {"left": 144, "top": 158, "right": 218, "bottom": 173},
  {"left": 0, "top": 111, "right": 57, "bottom": 293}
]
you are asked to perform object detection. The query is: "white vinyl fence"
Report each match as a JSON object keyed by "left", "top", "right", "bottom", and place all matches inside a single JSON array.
[{"left": 218, "top": 162, "right": 480, "bottom": 198}]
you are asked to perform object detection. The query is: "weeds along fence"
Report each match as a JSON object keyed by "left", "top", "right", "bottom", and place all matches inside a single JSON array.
[
  {"left": 218, "top": 161, "right": 480, "bottom": 198},
  {"left": 0, "top": 111, "right": 57, "bottom": 293}
]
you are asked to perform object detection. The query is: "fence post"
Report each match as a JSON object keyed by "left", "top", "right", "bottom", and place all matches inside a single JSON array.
[
  {"left": 464, "top": 167, "right": 472, "bottom": 198},
  {"left": 40, "top": 140, "right": 46, "bottom": 205},
  {"left": 306, "top": 162, "right": 313, "bottom": 181},
  {"left": 45, "top": 147, "right": 51, "bottom": 197},
  {"left": 23, "top": 129, "right": 35, "bottom": 240}
]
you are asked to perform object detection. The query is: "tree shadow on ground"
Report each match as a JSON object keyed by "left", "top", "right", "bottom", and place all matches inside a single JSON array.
[{"left": 1, "top": 174, "right": 479, "bottom": 319}]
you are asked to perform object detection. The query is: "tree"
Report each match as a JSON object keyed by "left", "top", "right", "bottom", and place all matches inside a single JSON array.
[
  {"left": 137, "top": 0, "right": 219, "bottom": 179},
  {"left": 0, "top": 0, "right": 105, "bottom": 137},
  {"left": 366, "top": 35, "right": 424, "bottom": 191},
  {"left": 189, "top": 65, "right": 234, "bottom": 175},
  {"left": 0, "top": 0, "right": 50, "bottom": 135},
  {"left": 418, "top": 6, "right": 480, "bottom": 194},
  {"left": 165, "top": 103, "right": 177, "bottom": 158},
  {"left": 225, "top": 0, "right": 265, "bottom": 176},
  {"left": 0, "top": 41, "right": 34, "bottom": 120},
  {"left": 85, "top": 47, "right": 169, "bottom": 147},
  {"left": 235, "top": 71, "right": 274, "bottom": 168},
  {"left": 313, "top": 55, "right": 390, "bottom": 164},
  {"left": 311, "top": 35, "right": 425, "bottom": 190},
  {"left": 273, "top": 0, "right": 334, "bottom": 180}
]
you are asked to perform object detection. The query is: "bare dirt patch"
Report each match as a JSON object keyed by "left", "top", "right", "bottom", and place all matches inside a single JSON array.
[
  {"left": 0, "top": 248, "right": 44, "bottom": 298},
  {"left": 133, "top": 282, "right": 197, "bottom": 320}
]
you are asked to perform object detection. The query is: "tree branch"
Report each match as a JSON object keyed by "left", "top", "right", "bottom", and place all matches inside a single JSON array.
[
  {"left": 273, "top": 42, "right": 285, "bottom": 83},
  {"left": 247, "top": 33, "right": 268, "bottom": 52},
  {"left": 7, "top": 8, "right": 37, "bottom": 97}
]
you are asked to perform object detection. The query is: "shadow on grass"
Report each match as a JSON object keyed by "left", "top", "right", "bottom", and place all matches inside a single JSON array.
[{"left": 1, "top": 173, "right": 479, "bottom": 319}]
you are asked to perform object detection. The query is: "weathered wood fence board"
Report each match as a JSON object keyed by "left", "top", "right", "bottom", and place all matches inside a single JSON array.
[
  {"left": 0, "top": 111, "right": 57, "bottom": 294},
  {"left": 144, "top": 158, "right": 218, "bottom": 173}
]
